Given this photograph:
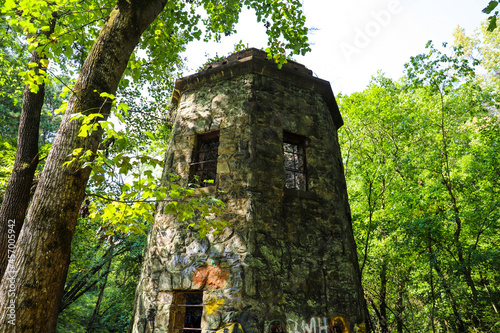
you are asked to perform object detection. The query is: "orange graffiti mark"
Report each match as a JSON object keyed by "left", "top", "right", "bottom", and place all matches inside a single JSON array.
[{"left": 193, "top": 265, "right": 229, "bottom": 289}]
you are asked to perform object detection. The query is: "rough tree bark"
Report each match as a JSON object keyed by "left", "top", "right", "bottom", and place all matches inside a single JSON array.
[
  {"left": 0, "top": 1, "right": 167, "bottom": 332},
  {"left": 0, "top": 19, "right": 56, "bottom": 281}
]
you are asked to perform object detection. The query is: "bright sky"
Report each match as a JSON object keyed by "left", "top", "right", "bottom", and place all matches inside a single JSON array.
[{"left": 183, "top": 0, "right": 488, "bottom": 95}]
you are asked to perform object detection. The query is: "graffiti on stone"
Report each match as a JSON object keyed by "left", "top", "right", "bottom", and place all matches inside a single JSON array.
[
  {"left": 287, "top": 317, "right": 330, "bottom": 333},
  {"left": 206, "top": 298, "right": 225, "bottom": 315},
  {"left": 267, "top": 320, "right": 286, "bottom": 333},
  {"left": 354, "top": 323, "right": 366, "bottom": 333},
  {"left": 192, "top": 265, "right": 229, "bottom": 289},
  {"left": 285, "top": 315, "right": 359, "bottom": 333},
  {"left": 216, "top": 322, "right": 244, "bottom": 333},
  {"left": 331, "top": 316, "right": 349, "bottom": 333}
]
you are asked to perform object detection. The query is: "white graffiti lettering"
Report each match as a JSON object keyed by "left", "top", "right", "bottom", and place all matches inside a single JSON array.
[{"left": 287, "top": 317, "right": 329, "bottom": 333}]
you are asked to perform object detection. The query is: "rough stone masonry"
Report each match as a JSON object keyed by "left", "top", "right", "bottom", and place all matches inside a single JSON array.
[{"left": 130, "top": 48, "right": 369, "bottom": 333}]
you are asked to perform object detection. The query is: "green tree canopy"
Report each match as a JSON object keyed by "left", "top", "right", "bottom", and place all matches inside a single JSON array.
[{"left": 339, "top": 42, "right": 500, "bottom": 332}]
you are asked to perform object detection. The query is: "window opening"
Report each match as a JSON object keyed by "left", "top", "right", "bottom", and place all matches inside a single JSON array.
[
  {"left": 190, "top": 131, "right": 219, "bottom": 187},
  {"left": 172, "top": 292, "right": 204, "bottom": 332},
  {"left": 283, "top": 132, "right": 307, "bottom": 191}
]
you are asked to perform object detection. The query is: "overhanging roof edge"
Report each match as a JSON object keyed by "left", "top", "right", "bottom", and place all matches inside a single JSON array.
[{"left": 171, "top": 52, "right": 343, "bottom": 129}]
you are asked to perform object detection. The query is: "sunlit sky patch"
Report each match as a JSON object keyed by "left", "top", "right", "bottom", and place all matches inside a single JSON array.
[{"left": 182, "top": 0, "right": 487, "bottom": 94}]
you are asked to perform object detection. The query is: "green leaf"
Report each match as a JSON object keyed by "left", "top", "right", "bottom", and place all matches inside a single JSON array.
[
  {"left": 144, "top": 131, "right": 155, "bottom": 140},
  {"left": 78, "top": 124, "right": 90, "bottom": 137},
  {"left": 122, "top": 183, "right": 132, "bottom": 192},
  {"left": 100, "top": 92, "right": 116, "bottom": 100},
  {"left": 4, "top": 0, "right": 15, "bottom": 11},
  {"left": 483, "top": 1, "right": 498, "bottom": 14},
  {"left": 487, "top": 15, "right": 498, "bottom": 31},
  {"left": 72, "top": 148, "right": 84, "bottom": 156},
  {"left": 117, "top": 102, "right": 130, "bottom": 113}
]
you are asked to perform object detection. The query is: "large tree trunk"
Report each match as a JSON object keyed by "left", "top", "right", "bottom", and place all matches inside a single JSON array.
[
  {"left": 0, "top": 19, "right": 56, "bottom": 281},
  {"left": 0, "top": 1, "right": 167, "bottom": 332}
]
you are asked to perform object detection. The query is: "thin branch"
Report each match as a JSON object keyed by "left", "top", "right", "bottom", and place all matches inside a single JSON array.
[{"left": 86, "top": 192, "right": 157, "bottom": 204}]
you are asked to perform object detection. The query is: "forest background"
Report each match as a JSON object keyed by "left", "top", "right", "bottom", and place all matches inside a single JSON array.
[{"left": 0, "top": 0, "right": 499, "bottom": 332}]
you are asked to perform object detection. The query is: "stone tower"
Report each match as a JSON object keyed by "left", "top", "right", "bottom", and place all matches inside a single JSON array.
[{"left": 130, "top": 48, "right": 368, "bottom": 333}]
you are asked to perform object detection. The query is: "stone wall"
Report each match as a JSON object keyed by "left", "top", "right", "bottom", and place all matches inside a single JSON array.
[{"left": 130, "top": 49, "right": 368, "bottom": 333}]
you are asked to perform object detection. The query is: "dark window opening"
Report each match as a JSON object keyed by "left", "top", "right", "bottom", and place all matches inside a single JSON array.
[
  {"left": 171, "top": 292, "right": 204, "bottom": 332},
  {"left": 190, "top": 131, "right": 219, "bottom": 187},
  {"left": 283, "top": 132, "right": 307, "bottom": 191}
]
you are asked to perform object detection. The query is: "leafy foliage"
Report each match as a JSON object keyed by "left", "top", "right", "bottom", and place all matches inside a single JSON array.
[
  {"left": 454, "top": 21, "right": 500, "bottom": 90},
  {"left": 340, "top": 42, "right": 500, "bottom": 332},
  {"left": 1, "top": 0, "right": 312, "bottom": 235},
  {"left": 483, "top": 1, "right": 499, "bottom": 31},
  {"left": 56, "top": 218, "right": 147, "bottom": 332}
]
